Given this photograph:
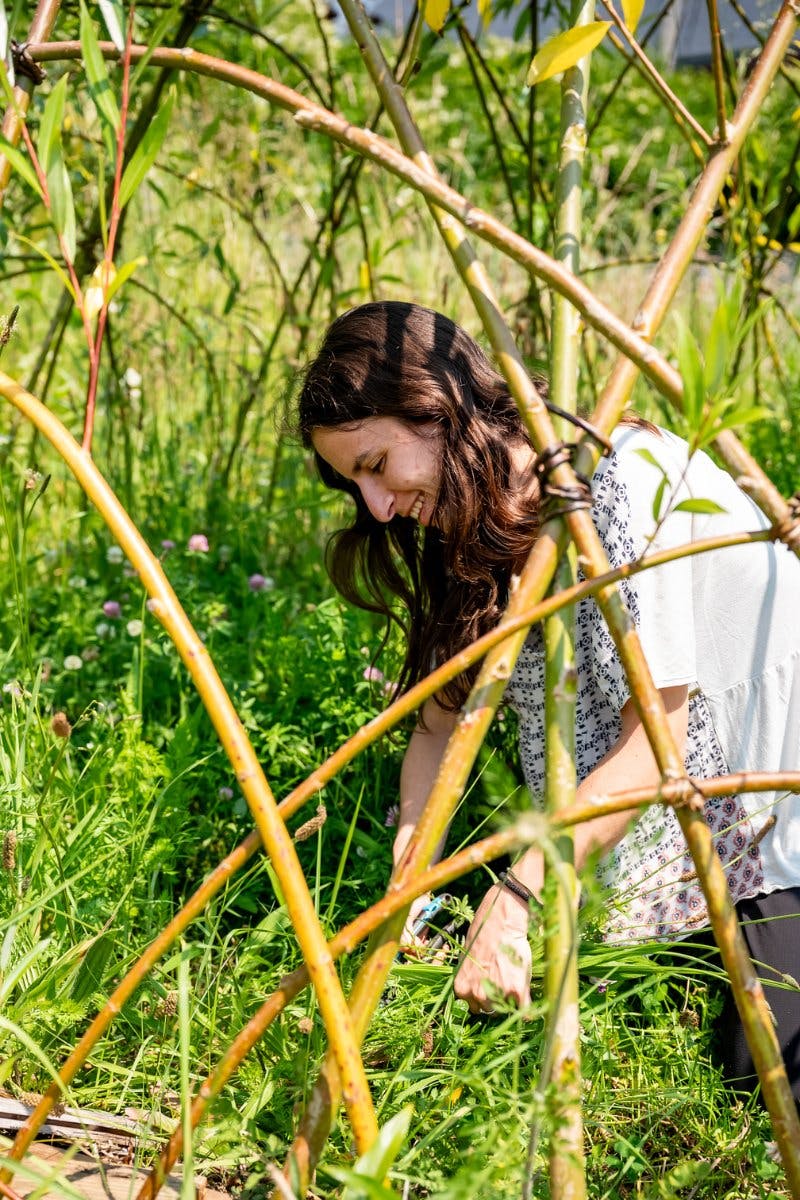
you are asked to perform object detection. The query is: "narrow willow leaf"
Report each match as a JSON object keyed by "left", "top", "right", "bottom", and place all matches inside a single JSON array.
[
  {"left": 634, "top": 447, "right": 664, "bottom": 471},
  {"left": 80, "top": 0, "right": 121, "bottom": 133},
  {"left": 15, "top": 233, "right": 77, "bottom": 301},
  {"left": 105, "top": 254, "right": 147, "bottom": 304},
  {"left": 652, "top": 474, "right": 667, "bottom": 522},
  {"left": 424, "top": 0, "right": 450, "bottom": 33},
  {"left": 37, "top": 74, "right": 69, "bottom": 174},
  {"left": 0, "top": 133, "right": 43, "bottom": 196},
  {"left": 621, "top": 0, "right": 645, "bottom": 33},
  {"left": 673, "top": 498, "right": 727, "bottom": 515},
  {"left": 478, "top": 0, "right": 492, "bottom": 27},
  {"left": 674, "top": 316, "right": 705, "bottom": 431},
  {"left": 526, "top": 22, "right": 610, "bottom": 86},
  {"left": 118, "top": 87, "right": 175, "bottom": 208},
  {"left": 98, "top": 0, "right": 126, "bottom": 51},
  {"left": 47, "top": 153, "right": 77, "bottom": 260},
  {"left": 131, "top": 2, "right": 182, "bottom": 89},
  {"left": 703, "top": 297, "right": 730, "bottom": 395}
]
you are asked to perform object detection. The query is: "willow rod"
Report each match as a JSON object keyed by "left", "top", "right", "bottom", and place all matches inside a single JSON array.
[{"left": 0, "top": 371, "right": 379, "bottom": 1178}]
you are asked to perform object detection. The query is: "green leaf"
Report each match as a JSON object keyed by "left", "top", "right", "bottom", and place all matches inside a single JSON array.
[
  {"left": 104, "top": 254, "right": 147, "bottom": 304},
  {"left": 47, "top": 152, "right": 77, "bottom": 260},
  {"left": 15, "top": 232, "right": 77, "bottom": 300},
  {"left": 71, "top": 933, "right": 114, "bottom": 1004},
  {"left": 674, "top": 316, "right": 706, "bottom": 430},
  {"left": 526, "top": 22, "right": 610, "bottom": 86},
  {"left": 132, "top": 2, "right": 182, "bottom": 90},
  {"left": 621, "top": 0, "right": 645, "bottom": 33},
  {"left": 673, "top": 498, "right": 727, "bottom": 515},
  {"left": 80, "top": 0, "right": 120, "bottom": 133},
  {"left": 37, "top": 73, "right": 69, "bottom": 174},
  {"left": 634, "top": 447, "right": 664, "bottom": 471},
  {"left": 651, "top": 474, "right": 667, "bottom": 523},
  {"left": 340, "top": 1107, "right": 413, "bottom": 1199},
  {"left": 0, "top": 133, "right": 43, "bottom": 196},
  {"left": 424, "top": 0, "right": 450, "bottom": 33},
  {"left": 98, "top": 0, "right": 126, "bottom": 52},
  {"left": 118, "top": 86, "right": 175, "bottom": 208},
  {"left": 703, "top": 296, "right": 730, "bottom": 396}
]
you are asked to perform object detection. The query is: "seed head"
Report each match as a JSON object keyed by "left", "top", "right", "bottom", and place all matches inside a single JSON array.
[
  {"left": 3, "top": 831, "right": 16, "bottom": 871},
  {"left": 51, "top": 711, "right": 72, "bottom": 738},
  {"left": 294, "top": 803, "right": 327, "bottom": 842}
]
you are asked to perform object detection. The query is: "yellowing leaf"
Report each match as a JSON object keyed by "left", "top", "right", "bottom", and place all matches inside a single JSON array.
[
  {"left": 84, "top": 259, "right": 117, "bottom": 321},
  {"left": 526, "top": 22, "right": 611, "bottom": 86},
  {"left": 621, "top": 0, "right": 645, "bottom": 33},
  {"left": 424, "top": 0, "right": 450, "bottom": 34}
]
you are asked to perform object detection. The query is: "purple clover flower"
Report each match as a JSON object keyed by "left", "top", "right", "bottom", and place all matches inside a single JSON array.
[
  {"left": 102, "top": 601, "right": 122, "bottom": 619},
  {"left": 187, "top": 533, "right": 209, "bottom": 553}
]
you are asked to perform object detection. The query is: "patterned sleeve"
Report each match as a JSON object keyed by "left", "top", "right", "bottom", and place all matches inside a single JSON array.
[{"left": 587, "top": 430, "right": 698, "bottom": 712}]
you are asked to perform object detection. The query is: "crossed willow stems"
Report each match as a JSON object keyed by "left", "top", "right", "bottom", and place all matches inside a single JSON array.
[{"left": 0, "top": 0, "right": 799, "bottom": 1194}]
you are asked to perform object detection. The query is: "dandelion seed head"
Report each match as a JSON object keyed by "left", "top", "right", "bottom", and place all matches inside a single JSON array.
[
  {"left": 64, "top": 655, "right": 83, "bottom": 671},
  {"left": 126, "top": 619, "right": 143, "bottom": 637},
  {"left": 106, "top": 546, "right": 124, "bottom": 564}
]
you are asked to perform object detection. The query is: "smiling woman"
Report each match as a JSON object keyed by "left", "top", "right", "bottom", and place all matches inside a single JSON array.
[{"left": 297, "top": 301, "right": 544, "bottom": 711}]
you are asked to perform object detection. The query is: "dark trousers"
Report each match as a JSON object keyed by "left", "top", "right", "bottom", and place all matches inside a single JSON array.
[{"left": 684, "top": 887, "right": 800, "bottom": 1102}]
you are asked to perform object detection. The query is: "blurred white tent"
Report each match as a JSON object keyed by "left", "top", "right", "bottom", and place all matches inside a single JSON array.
[{"left": 330, "top": 0, "right": 780, "bottom": 67}]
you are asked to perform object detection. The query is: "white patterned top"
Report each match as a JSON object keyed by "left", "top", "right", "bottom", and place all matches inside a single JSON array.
[{"left": 505, "top": 426, "right": 800, "bottom": 942}]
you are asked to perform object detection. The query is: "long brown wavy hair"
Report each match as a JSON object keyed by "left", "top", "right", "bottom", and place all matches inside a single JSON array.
[{"left": 297, "top": 301, "right": 548, "bottom": 710}]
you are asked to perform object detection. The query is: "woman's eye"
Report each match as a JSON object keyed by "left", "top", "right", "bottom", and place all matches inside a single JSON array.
[{"left": 371, "top": 456, "right": 386, "bottom": 475}]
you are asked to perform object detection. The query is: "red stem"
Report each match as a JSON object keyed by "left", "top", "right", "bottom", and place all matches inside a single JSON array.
[{"left": 82, "top": 6, "right": 135, "bottom": 453}]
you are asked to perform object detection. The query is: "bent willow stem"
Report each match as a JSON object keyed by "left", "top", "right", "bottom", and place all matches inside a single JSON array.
[{"left": 0, "top": 371, "right": 379, "bottom": 1177}]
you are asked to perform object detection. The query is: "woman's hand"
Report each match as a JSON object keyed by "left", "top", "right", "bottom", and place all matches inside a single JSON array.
[{"left": 453, "top": 885, "right": 532, "bottom": 1013}]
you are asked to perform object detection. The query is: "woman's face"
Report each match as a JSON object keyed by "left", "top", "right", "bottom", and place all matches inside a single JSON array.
[{"left": 312, "top": 417, "right": 443, "bottom": 528}]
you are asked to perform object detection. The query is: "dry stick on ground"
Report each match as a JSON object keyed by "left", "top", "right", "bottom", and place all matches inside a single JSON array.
[
  {"left": 0, "top": 373, "right": 380, "bottom": 1184},
  {"left": 0, "top": 521, "right": 776, "bottom": 1180}
]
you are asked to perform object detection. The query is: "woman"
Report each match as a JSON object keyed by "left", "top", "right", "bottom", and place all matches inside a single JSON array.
[{"left": 298, "top": 300, "right": 800, "bottom": 1096}]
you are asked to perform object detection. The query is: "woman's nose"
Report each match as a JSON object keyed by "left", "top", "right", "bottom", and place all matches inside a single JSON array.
[{"left": 360, "top": 479, "right": 395, "bottom": 522}]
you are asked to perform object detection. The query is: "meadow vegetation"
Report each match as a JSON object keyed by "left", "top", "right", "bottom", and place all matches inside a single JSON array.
[{"left": 0, "top": 0, "right": 799, "bottom": 1195}]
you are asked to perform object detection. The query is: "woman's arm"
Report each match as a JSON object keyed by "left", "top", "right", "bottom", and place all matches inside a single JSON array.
[
  {"left": 454, "top": 684, "right": 690, "bottom": 1012},
  {"left": 392, "top": 698, "right": 458, "bottom": 872}
]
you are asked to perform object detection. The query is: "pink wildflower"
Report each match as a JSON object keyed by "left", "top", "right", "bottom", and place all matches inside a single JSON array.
[
  {"left": 218, "top": 786, "right": 234, "bottom": 802},
  {"left": 248, "top": 573, "right": 274, "bottom": 592},
  {"left": 102, "top": 601, "right": 121, "bottom": 619},
  {"left": 384, "top": 803, "right": 400, "bottom": 828},
  {"left": 187, "top": 533, "right": 209, "bottom": 553},
  {"left": 362, "top": 665, "right": 384, "bottom": 683},
  {"left": 161, "top": 539, "right": 176, "bottom": 553}
]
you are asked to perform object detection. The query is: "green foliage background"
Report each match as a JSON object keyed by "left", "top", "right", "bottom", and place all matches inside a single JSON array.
[{"left": 0, "top": 0, "right": 798, "bottom": 1195}]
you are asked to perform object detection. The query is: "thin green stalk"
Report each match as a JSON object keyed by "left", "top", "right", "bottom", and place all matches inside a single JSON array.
[
  {"left": 706, "top": 0, "right": 729, "bottom": 141},
  {"left": 538, "top": 6, "right": 593, "bottom": 1189}
]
